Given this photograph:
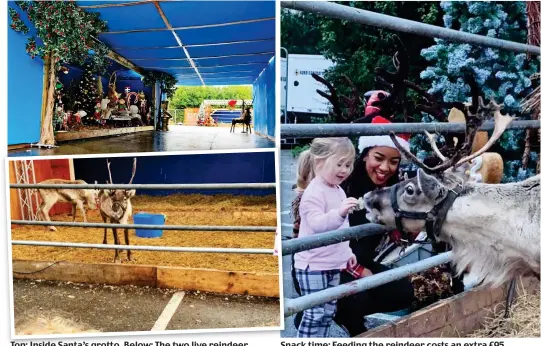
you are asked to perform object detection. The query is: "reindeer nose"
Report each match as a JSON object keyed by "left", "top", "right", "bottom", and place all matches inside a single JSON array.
[{"left": 363, "top": 192, "right": 377, "bottom": 209}]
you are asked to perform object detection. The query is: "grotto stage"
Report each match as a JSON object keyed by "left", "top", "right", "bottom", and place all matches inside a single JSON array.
[{"left": 8, "top": 125, "right": 275, "bottom": 156}]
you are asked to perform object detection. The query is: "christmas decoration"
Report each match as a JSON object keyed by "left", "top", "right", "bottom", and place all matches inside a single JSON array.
[
  {"left": 107, "top": 71, "right": 120, "bottom": 108},
  {"left": 117, "top": 98, "right": 129, "bottom": 116},
  {"left": 125, "top": 92, "right": 139, "bottom": 108},
  {"left": 76, "top": 65, "right": 101, "bottom": 125},
  {"left": 140, "top": 71, "right": 177, "bottom": 98},
  {"left": 416, "top": 1, "right": 539, "bottom": 182},
  {"left": 8, "top": 1, "right": 110, "bottom": 145}
]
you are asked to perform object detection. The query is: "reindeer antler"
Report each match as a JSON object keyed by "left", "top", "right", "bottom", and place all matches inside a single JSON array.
[
  {"left": 128, "top": 158, "right": 137, "bottom": 184},
  {"left": 339, "top": 75, "right": 362, "bottom": 121},
  {"left": 454, "top": 98, "right": 514, "bottom": 167},
  {"left": 372, "top": 35, "right": 411, "bottom": 121},
  {"left": 106, "top": 159, "right": 114, "bottom": 184},
  {"left": 392, "top": 95, "right": 513, "bottom": 173},
  {"left": 311, "top": 73, "right": 346, "bottom": 122}
]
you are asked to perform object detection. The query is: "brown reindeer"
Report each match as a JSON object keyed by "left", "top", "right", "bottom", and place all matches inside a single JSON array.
[
  {"left": 36, "top": 179, "right": 99, "bottom": 232},
  {"left": 99, "top": 158, "right": 137, "bottom": 263},
  {"left": 230, "top": 101, "right": 252, "bottom": 133}
]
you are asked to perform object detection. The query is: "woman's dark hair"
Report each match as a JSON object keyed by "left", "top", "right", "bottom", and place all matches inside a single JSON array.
[{"left": 341, "top": 146, "right": 400, "bottom": 198}]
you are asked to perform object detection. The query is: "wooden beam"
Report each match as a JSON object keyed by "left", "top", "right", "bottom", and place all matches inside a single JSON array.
[
  {"left": 107, "top": 50, "right": 145, "bottom": 75},
  {"left": 12, "top": 260, "right": 280, "bottom": 297},
  {"left": 13, "top": 260, "right": 157, "bottom": 287},
  {"left": 55, "top": 126, "right": 153, "bottom": 142},
  {"left": 157, "top": 267, "right": 279, "bottom": 297}
]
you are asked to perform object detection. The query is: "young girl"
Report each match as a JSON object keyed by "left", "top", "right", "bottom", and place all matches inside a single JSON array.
[{"left": 294, "top": 137, "right": 359, "bottom": 338}]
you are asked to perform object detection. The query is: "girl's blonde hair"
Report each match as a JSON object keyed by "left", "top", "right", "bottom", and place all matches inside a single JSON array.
[
  {"left": 296, "top": 137, "right": 355, "bottom": 191},
  {"left": 15, "top": 310, "right": 100, "bottom": 335}
]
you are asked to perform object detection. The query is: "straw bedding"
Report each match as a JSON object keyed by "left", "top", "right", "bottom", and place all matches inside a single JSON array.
[
  {"left": 468, "top": 281, "right": 540, "bottom": 338},
  {"left": 11, "top": 194, "right": 278, "bottom": 273}
]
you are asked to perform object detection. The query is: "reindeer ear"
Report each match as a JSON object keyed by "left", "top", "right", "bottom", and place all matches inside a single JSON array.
[
  {"left": 417, "top": 169, "right": 448, "bottom": 202},
  {"left": 126, "top": 189, "right": 136, "bottom": 198}
]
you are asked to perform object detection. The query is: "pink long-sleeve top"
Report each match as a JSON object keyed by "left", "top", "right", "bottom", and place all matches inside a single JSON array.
[{"left": 293, "top": 175, "right": 354, "bottom": 271}]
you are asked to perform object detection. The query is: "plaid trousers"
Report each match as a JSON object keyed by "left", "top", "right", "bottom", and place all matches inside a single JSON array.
[{"left": 294, "top": 268, "right": 341, "bottom": 338}]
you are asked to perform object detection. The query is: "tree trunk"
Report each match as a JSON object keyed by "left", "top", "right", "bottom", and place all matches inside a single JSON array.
[{"left": 39, "top": 54, "right": 57, "bottom": 146}]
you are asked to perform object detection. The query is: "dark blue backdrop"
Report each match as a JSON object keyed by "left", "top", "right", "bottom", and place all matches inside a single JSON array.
[{"left": 73, "top": 152, "right": 276, "bottom": 196}]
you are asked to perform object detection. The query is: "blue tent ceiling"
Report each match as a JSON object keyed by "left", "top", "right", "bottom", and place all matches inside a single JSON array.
[{"left": 76, "top": 0, "right": 276, "bottom": 86}]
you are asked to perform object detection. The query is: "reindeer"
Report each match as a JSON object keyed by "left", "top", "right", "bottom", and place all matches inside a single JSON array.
[
  {"left": 99, "top": 158, "right": 137, "bottom": 263},
  {"left": 36, "top": 179, "right": 99, "bottom": 232},
  {"left": 361, "top": 57, "right": 540, "bottom": 288},
  {"left": 230, "top": 100, "right": 253, "bottom": 133}
]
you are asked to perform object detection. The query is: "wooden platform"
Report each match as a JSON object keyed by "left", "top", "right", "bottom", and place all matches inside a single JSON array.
[
  {"left": 55, "top": 126, "right": 154, "bottom": 142},
  {"left": 12, "top": 260, "right": 280, "bottom": 298}
]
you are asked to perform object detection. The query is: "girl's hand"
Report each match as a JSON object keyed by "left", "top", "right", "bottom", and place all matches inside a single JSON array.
[
  {"left": 346, "top": 255, "right": 357, "bottom": 269},
  {"left": 339, "top": 197, "right": 360, "bottom": 217}
]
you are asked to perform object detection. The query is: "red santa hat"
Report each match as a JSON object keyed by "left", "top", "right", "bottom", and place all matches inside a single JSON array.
[{"left": 357, "top": 116, "right": 411, "bottom": 154}]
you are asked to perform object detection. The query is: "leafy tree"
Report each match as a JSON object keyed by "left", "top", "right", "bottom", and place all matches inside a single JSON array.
[
  {"left": 418, "top": 1, "right": 539, "bottom": 182},
  {"left": 281, "top": 2, "right": 443, "bottom": 122},
  {"left": 8, "top": 1, "right": 110, "bottom": 145},
  {"left": 170, "top": 86, "right": 253, "bottom": 109}
]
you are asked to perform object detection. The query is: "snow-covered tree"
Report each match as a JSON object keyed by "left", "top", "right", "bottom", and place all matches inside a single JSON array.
[{"left": 413, "top": 1, "right": 538, "bottom": 182}]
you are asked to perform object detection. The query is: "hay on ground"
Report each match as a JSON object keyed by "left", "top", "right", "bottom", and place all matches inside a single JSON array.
[
  {"left": 11, "top": 194, "right": 278, "bottom": 273},
  {"left": 467, "top": 281, "right": 540, "bottom": 338}
]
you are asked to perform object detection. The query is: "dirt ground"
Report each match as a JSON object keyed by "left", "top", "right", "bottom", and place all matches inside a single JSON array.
[
  {"left": 13, "top": 279, "right": 281, "bottom": 334},
  {"left": 11, "top": 194, "right": 278, "bottom": 273}
]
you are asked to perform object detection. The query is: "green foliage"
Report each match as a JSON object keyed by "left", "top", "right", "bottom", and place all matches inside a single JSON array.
[
  {"left": 281, "top": 2, "right": 443, "bottom": 122},
  {"left": 291, "top": 144, "right": 310, "bottom": 158},
  {"left": 10, "top": 1, "right": 111, "bottom": 73},
  {"left": 141, "top": 71, "right": 178, "bottom": 99},
  {"left": 9, "top": 7, "right": 29, "bottom": 34},
  {"left": 170, "top": 86, "right": 253, "bottom": 109}
]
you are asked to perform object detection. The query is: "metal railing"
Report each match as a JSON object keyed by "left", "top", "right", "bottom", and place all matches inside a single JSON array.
[
  {"left": 10, "top": 183, "right": 276, "bottom": 190},
  {"left": 285, "top": 252, "right": 453, "bottom": 316},
  {"left": 281, "top": 1, "right": 540, "bottom": 55},
  {"left": 281, "top": 120, "right": 541, "bottom": 138},
  {"left": 11, "top": 182, "right": 277, "bottom": 255}
]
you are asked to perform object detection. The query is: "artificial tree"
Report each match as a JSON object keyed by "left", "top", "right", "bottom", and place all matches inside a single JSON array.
[
  {"left": 141, "top": 71, "right": 177, "bottom": 130},
  {"left": 417, "top": 1, "right": 539, "bottom": 182},
  {"left": 8, "top": 1, "right": 110, "bottom": 146},
  {"left": 75, "top": 64, "right": 101, "bottom": 122}
]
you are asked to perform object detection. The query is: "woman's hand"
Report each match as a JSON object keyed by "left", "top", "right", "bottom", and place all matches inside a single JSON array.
[
  {"left": 339, "top": 197, "right": 360, "bottom": 217},
  {"left": 361, "top": 268, "right": 373, "bottom": 277},
  {"left": 346, "top": 255, "right": 357, "bottom": 269}
]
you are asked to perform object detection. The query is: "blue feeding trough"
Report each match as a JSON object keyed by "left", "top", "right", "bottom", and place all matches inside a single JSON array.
[{"left": 133, "top": 213, "right": 165, "bottom": 238}]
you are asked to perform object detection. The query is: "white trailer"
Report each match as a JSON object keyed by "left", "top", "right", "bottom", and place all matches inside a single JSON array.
[{"left": 281, "top": 54, "right": 335, "bottom": 120}]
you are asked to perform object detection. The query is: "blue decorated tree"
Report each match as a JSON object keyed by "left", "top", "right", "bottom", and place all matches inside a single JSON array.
[{"left": 411, "top": 1, "right": 538, "bottom": 182}]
